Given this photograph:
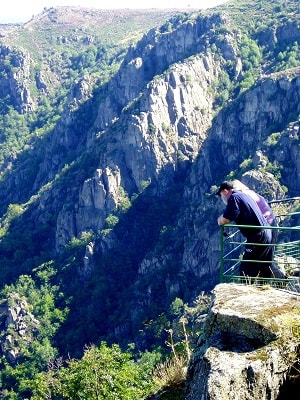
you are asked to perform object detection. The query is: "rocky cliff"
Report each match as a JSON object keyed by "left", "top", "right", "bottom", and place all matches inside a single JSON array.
[
  {"left": 0, "top": 293, "right": 40, "bottom": 365},
  {"left": 185, "top": 283, "right": 300, "bottom": 400},
  {"left": 0, "top": 0, "right": 299, "bottom": 364}
]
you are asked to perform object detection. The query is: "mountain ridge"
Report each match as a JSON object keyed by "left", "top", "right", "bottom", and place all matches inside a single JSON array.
[{"left": 0, "top": 1, "right": 299, "bottom": 396}]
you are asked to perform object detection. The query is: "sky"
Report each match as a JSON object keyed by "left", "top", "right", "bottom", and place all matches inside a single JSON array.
[{"left": 0, "top": 0, "right": 229, "bottom": 23}]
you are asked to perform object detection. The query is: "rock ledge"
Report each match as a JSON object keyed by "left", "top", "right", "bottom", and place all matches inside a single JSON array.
[{"left": 185, "top": 283, "right": 300, "bottom": 400}]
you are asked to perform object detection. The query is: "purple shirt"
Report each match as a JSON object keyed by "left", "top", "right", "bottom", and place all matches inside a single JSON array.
[
  {"left": 223, "top": 190, "right": 271, "bottom": 240},
  {"left": 244, "top": 189, "right": 275, "bottom": 224}
]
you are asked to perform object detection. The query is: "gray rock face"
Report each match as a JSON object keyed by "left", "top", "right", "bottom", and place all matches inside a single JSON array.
[
  {"left": 91, "top": 13, "right": 232, "bottom": 133},
  {"left": 185, "top": 283, "right": 300, "bottom": 400},
  {"left": 0, "top": 46, "right": 36, "bottom": 113},
  {"left": 1, "top": 7, "right": 300, "bottom": 325},
  {"left": 51, "top": 12, "right": 300, "bottom": 305},
  {"left": 0, "top": 293, "right": 40, "bottom": 365}
]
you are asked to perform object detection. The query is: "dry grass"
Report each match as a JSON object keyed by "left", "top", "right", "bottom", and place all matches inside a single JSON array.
[{"left": 152, "top": 354, "right": 188, "bottom": 388}]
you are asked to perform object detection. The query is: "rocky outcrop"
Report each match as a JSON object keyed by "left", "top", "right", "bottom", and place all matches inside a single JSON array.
[
  {"left": 0, "top": 293, "right": 40, "bottom": 365},
  {"left": 90, "top": 12, "right": 237, "bottom": 136},
  {"left": 205, "top": 73, "right": 300, "bottom": 187},
  {"left": 50, "top": 8, "right": 300, "bottom": 320},
  {"left": 185, "top": 283, "right": 300, "bottom": 400},
  {"left": 54, "top": 51, "right": 223, "bottom": 249},
  {"left": 0, "top": 3, "right": 299, "bottom": 357},
  {"left": 56, "top": 165, "right": 122, "bottom": 251},
  {"left": 0, "top": 46, "right": 36, "bottom": 113}
]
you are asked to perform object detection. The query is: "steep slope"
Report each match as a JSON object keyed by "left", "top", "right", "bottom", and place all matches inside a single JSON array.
[
  {"left": 0, "top": 6, "right": 182, "bottom": 179},
  {"left": 0, "top": 0, "right": 299, "bottom": 357}
]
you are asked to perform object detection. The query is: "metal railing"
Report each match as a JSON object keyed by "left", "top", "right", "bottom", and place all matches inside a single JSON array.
[{"left": 220, "top": 197, "right": 300, "bottom": 292}]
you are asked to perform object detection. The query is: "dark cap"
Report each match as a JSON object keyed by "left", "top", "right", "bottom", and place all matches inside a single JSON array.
[{"left": 215, "top": 181, "right": 234, "bottom": 196}]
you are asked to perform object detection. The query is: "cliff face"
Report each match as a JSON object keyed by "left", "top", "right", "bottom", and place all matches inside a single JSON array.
[
  {"left": 0, "top": 1, "right": 299, "bottom": 352},
  {"left": 185, "top": 283, "right": 300, "bottom": 400},
  {"left": 0, "top": 45, "right": 36, "bottom": 113},
  {"left": 55, "top": 51, "right": 220, "bottom": 250},
  {"left": 0, "top": 293, "right": 40, "bottom": 366},
  {"left": 89, "top": 13, "right": 234, "bottom": 133},
  {"left": 49, "top": 8, "right": 300, "bottom": 341},
  {"left": 53, "top": 16, "right": 300, "bottom": 253}
]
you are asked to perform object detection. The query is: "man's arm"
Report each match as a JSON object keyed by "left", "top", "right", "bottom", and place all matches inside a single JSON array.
[{"left": 217, "top": 215, "right": 231, "bottom": 225}]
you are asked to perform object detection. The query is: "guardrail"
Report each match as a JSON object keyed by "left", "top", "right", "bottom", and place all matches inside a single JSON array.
[{"left": 220, "top": 197, "right": 300, "bottom": 292}]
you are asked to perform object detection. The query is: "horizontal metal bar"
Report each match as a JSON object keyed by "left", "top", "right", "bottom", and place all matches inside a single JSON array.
[
  {"left": 224, "top": 223, "right": 300, "bottom": 231},
  {"left": 268, "top": 197, "right": 300, "bottom": 204}
]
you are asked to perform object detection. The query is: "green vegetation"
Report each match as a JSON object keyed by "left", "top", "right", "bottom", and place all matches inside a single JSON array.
[
  {"left": 0, "top": 268, "right": 67, "bottom": 398},
  {"left": 0, "top": 0, "right": 299, "bottom": 398},
  {"left": 30, "top": 342, "right": 157, "bottom": 400},
  {"left": 0, "top": 258, "right": 210, "bottom": 398},
  {"left": 149, "top": 123, "right": 157, "bottom": 135},
  {"left": 264, "top": 132, "right": 282, "bottom": 147}
]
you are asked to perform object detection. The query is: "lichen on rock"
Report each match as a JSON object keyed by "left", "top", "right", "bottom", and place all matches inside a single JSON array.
[{"left": 185, "top": 283, "right": 300, "bottom": 400}]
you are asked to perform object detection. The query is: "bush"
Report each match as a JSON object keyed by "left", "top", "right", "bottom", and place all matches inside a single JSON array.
[{"left": 30, "top": 342, "right": 156, "bottom": 400}]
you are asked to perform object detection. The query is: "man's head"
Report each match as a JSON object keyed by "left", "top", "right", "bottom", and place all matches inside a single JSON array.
[{"left": 216, "top": 181, "right": 234, "bottom": 204}]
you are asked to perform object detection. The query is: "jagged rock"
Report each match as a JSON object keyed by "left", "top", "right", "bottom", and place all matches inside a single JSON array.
[
  {"left": 35, "top": 70, "right": 48, "bottom": 93},
  {"left": 55, "top": 166, "right": 122, "bottom": 251},
  {"left": 0, "top": 5, "right": 299, "bottom": 356},
  {"left": 80, "top": 241, "right": 95, "bottom": 278},
  {"left": 91, "top": 13, "right": 231, "bottom": 133},
  {"left": 241, "top": 170, "right": 285, "bottom": 201},
  {"left": 4, "top": 47, "right": 37, "bottom": 112},
  {"left": 185, "top": 283, "right": 300, "bottom": 400},
  {"left": 0, "top": 293, "right": 40, "bottom": 365},
  {"left": 55, "top": 50, "right": 219, "bottom": 250},
  {"left": 252, "top": 150, "right": 268, "bottom": 169}
]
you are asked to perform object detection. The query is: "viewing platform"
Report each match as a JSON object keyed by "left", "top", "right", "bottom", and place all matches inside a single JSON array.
[{"left": 220, "top": 197, "right": 300, "bottom": 293}]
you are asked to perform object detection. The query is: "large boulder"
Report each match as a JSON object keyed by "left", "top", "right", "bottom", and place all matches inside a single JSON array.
[{"left": 185, "top": 283, "right": 300, "bottom": 400}]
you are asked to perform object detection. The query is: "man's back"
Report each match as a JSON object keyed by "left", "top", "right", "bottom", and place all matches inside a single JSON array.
[{"left": 223, "top": 190, "right": 269, "bottom": 239}]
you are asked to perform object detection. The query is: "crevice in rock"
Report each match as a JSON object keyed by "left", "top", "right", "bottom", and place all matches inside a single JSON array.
[
  {"left": 210, "top": 329, "right": 276, "bottom": 353},
  {"left": 277, "top": 358, "right": 300, "bottom": 399}
]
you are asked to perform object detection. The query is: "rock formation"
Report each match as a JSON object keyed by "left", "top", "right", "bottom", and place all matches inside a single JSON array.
[
  {"left": 0, "top": 2, "right": 299, "bottom": 374},
  {"left": 0, "top": 293, "right": 40, "bottom": 365},
  {"left": 185, "top": 283, "right": 300, "bottom": 400}
]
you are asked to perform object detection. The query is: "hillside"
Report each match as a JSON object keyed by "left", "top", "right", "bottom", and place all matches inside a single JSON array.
[
  {"left": 0, "top": 7, "right": 183, "bottom": 116},
  {"left": 0, "top": 0, "right": 299, "bottom": 398}
]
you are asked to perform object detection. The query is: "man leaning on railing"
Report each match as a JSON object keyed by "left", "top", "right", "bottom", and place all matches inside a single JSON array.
[{"left": 216, "top": 181, "right": 274, "bottom": 278}]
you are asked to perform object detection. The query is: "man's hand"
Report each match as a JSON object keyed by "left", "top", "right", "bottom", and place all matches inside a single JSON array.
[{"left": 217, "top": 215, "right": 230, "bottom": 226}]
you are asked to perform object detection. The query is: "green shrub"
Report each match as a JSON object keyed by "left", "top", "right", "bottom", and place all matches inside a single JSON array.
[{"left": 30, "top": 342, "right": 156, "bottom": 400}]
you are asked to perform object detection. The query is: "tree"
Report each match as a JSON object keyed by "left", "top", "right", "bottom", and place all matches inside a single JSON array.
[{"left": 30, "top": 342, "right": 156, "bottom": 399}]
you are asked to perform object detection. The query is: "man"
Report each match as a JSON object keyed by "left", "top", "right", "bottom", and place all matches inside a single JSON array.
[
  {"left": 231, "top": 179, "right": 275, "bottom": 225},
  {"left": 216, "top": 181, "right": 273, "bottom": 278}
]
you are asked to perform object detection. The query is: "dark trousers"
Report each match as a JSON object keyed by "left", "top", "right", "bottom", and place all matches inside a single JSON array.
[{"left": 240, "top": 230, "right": 273, "bottom": 278}]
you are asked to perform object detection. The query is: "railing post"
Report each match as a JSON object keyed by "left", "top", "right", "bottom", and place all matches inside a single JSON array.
[{"left": 220, "top": 225, "right": 225, "bottom": 282}]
